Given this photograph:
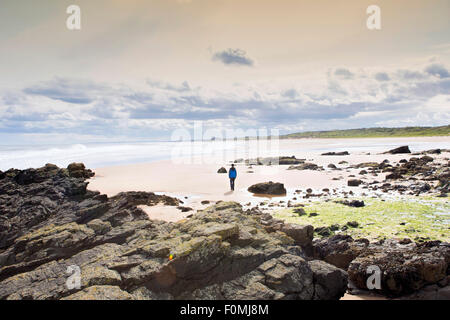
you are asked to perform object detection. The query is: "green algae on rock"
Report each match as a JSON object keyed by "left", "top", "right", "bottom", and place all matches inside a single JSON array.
[{"left": 274, "top": 197, "right": 450, "bottom": 242}]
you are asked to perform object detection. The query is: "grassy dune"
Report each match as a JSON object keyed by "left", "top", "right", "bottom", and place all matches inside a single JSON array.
[{"left": 282, "top": 125, "right": 450, "bottom": 139}]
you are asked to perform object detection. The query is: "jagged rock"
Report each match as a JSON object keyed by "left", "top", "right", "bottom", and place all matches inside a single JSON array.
[
  {"left": 348, "top": 241, "right": 450, "bottom": 297},
  {"left": 313, "top": 235, "right": 369, "bottom": 270},
  {"left": 248, "top": 182, "right": 287, "bottom": 195},
  {"left": 384, "top": 146, "right": 411, "bottom": 154},
  {"left": 67, "top": 163, "right": 94, "bottom": 179},
  {"left": 281, "top": 224, "right": 313, "bottom": 247},
  {"left": 217, "top": 167, "right": 227, "bottom": 174},
  {"left": 309, "top": 260, "right": 348, "bottom": 300},
  {"left": 0, "top": 166, "right": 347, "bottom": 300}
]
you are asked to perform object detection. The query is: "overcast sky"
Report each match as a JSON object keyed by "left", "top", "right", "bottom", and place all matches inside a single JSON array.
[{"left": 0, "top": 0, "right": 449, "bottom": 144}]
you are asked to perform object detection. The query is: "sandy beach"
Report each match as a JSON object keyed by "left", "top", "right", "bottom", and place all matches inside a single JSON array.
[{"left": 88, "top": 136, "right": 450, "bottom": 222}]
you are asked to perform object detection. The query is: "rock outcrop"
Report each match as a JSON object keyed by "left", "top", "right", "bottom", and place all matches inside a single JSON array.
[
  {"left": 348, "top": 240, "right": 449, "bottom": 297},
  {"left": 313, "top": 235, "right": 450, "bottom": 297},
  {"left": 0, "top": 165, "right": 347, "bottom": 300}
]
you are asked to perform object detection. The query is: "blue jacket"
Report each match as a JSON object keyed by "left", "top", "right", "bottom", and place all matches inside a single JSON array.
[{"left": 229, "top": 168, "right": 237, "bottom": 179}]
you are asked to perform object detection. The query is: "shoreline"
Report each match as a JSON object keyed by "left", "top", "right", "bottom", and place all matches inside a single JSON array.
[{"left": 87, "top": 137, "right": 450, "bottom": 223}]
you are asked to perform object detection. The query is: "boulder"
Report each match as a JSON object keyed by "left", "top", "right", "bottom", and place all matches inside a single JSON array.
[
  {"left": 384, "top": 146, "right": 411, "bottom": 154},
  {"left": 281, "top": 224, "right": 313, "bottom": 247},
  {"left": 248, "top": 182, "right": 287, "bottom": 195},
  {"left": 217, "top": 167, "right": 227, "bottom": 174},
  {"left": 308, "top": 260, "right": 348, "bottom": 300},
  {"left": 347, "top": 179, "right": 363, "bottom": 187}
]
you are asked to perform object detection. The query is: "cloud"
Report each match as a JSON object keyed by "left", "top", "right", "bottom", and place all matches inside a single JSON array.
[
  {"left": 334, "top": 68, "right": 354, "bottom": 80},
  {"left": 212, "top": 48, "right": 254, "bottom": 66},
  {"left": 424, "top": 63, "right": 450, "bottom": 78},
  {"left": 23, "top": 78, "right": 110, "bottom": 104},
  {"left": 397, "top": 69, "right": 425, "bottom": 80},
  {"left": 147, "top": 79, "right": 192, "bottom": 92},
  {"left": 374, "top": 72, "right": 390, "bottom": 81},
  {"left": 2, "top": 63, "right": 450, "bottom": 142}
]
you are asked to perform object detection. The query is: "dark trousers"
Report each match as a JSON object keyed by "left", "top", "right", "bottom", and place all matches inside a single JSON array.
[{"left": 230, "top": 178, "right": 235, "bottom": 191}]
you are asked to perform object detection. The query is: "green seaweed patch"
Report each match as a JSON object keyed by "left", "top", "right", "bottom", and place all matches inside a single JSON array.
[{"left": 274, "top": 197, "right": 449, "bottom": 241}]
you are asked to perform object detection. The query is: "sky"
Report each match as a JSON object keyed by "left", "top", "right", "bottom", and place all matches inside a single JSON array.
[{"left": 0, "top": 0, "right": 449, "bottom": 144}]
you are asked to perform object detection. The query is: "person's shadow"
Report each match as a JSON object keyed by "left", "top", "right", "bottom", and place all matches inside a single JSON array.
[{"left": 224, "top": 191, "right": 234, "bottom": 196}]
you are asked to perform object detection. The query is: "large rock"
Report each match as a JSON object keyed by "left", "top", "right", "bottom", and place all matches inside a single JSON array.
[
  {"left": 0, "top": 166, "right": 346, "bottom": 300},
  {"left": 384, "top": 146, "right": 411, "bottom": 154},
  {"left": 313, "top": 235, "right": 369, "bottom": 270},
  {"left": 347, "top": 179, "right": 363, "bottom": 187},
  {"left": 308, "top": 260, "right": 348, "bottom": 300},
  {"left": 281, "top": 224, "right": 313, "bottom": 247},
  {"left": 348, "top": 241, "right": 449, "bottom": 297},
  {"left": 314, "top": 234, "right": 450, "bottom": 298},
  {"left": 217, "top": 167, "right": 227, "bottom": 174},
  {"left": 248, "top": 182, "right": 287, "bottom": 195}
]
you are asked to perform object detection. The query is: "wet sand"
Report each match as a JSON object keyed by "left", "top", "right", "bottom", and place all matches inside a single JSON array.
[{"left": 88, "top": 136, "right": 450, "bottom": 222}]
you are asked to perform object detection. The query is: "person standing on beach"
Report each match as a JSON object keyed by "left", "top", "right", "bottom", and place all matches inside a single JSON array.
[{"left": 229, "top": 164, "right": 237, "bottom": 191}]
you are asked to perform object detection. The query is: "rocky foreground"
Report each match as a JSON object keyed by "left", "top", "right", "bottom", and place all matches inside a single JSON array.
[
  {"left": 0, "top": 164, "right": 347, "bottom": 300},
  {"left": 0, "top": 163, "right": 448, "bottom": 300}
]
